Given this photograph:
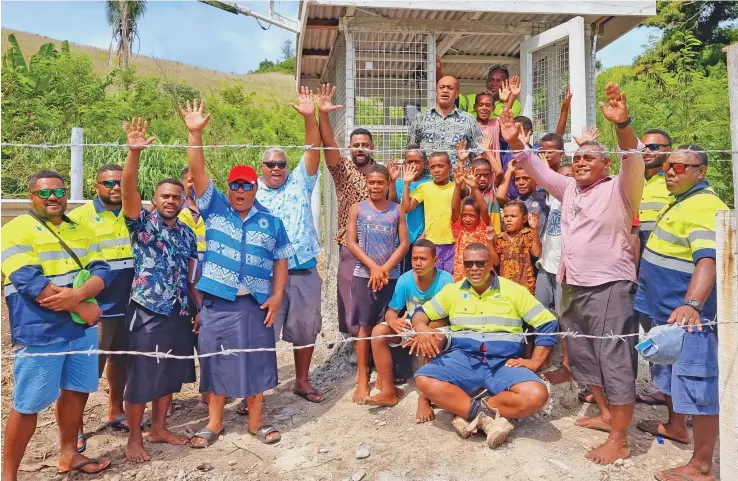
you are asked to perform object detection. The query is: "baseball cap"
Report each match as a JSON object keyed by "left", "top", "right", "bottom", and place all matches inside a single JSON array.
[
  {"left": 636, "top": 323, "right": 685, "bottom": 365},
  {"left": 227, "top": 165, "right": 258, "bottom": 184}
]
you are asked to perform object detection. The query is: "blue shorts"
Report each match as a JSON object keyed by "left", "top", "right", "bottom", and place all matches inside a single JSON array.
[
  {"left": 650, "top": 323, "right": 719, "bottom": 416},
  {"left": 12, "top": 327, "right": 99, "bottom": 414},
  {"left": 414, "top": 347, "right": 543, "bottom": 396}
]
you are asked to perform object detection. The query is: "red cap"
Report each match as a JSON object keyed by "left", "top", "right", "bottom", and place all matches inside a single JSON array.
[{"left": 227, "top": 165, "right": 258, "bottom": 184}]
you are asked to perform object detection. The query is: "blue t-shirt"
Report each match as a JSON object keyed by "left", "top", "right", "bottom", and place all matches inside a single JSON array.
[
  {"left": 388, "top": 268, "right": 454, "bottom": 315},
  {"left": 394, "top": 177, "right": 431, "bottom": 243}
]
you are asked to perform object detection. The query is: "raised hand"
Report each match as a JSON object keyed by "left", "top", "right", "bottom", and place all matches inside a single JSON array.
[
  {"left": 456, "top": 139, "right": 470, "bottom": 165},
  {"left": 509, "top": 75, "right": 521, "bottom": 98},
  {"left": 561, "top": 88, "right": 572, "bottom": 109},
  {"left": 498, "top": 80, "right": 512, "bottom": 103},
  {"left": 178, "top": 99, "right": 212, "bottom": 133},
  {"left": 528, "top": 212, "right": 540, "bottom": 230},
  {"left": 599, "top": 82, "right": 628, "bottom": 125},
  {"left": 573, "top": 126, "right": 600, "bottom": 146},
  {"left": 453, "top": 164, "right": 466, "bottom": 186},
  {"left": 484, "top": 225, "right": 496, "bottom": 241},
  {"left": 482, "top": 131, "right": 494, "bottom": 150},
  {"left": 317, "top": 83, "right": 343, "bottom": 114},
  {"left": 519, "top": 127, "right": 532, "bottom": 146},
  {"left": 499, "top": 108, "right": 522, "bottom": 145},
  {"left": 464, "top": 172, "right": 478, "bottom": 190},
  {"left": 124, "top": 117, "right": 157, "bottom": 151},
  {"left": 290, "top": 86, "right": 315, "bottom": 117},
  {"left": 506, "top": 158, "right": 518, "bottom": 175},
  {"left": 388, "top": 159, "right": 400, "bottom": 182},
  {"left": 403, "top": 162, "right": 418, "bottom": 183}
]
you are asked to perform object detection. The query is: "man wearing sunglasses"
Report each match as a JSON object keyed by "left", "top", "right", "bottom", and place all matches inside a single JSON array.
[
  {"left": 638, "top": 129, "right": 673, "bottom": 257},
  {"left": 503, "top": 83, "right": 644, "bottom": 465},
  {"left": 411, "top": 242, "right": 556, "bottom": 449},
  {"left": 254, "top": 87, "right": 324, "bottom": 404},
  {"left": 634, "top": 146, "right": 727, "bottom": 481},
  {"left": 181, "top": 99, "right": 293, "bottom": 447},
  {"left": 2, "top": 170, "right": 112, "bottom": 477},
  {"left": 68, "top": 164, "right": 134, "bottom": 435}
]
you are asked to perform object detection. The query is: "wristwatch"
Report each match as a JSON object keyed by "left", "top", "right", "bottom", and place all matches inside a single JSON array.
[
  {"left": 616, "top": 117, "right": 632, "bottom": 129},
  {"left": 684, "top": 299, "right": 702, "bottom": 312}
]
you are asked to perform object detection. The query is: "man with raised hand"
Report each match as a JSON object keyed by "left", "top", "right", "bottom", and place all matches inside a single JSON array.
[
  {"left": 501, "top": 83, "right": 644, "bottom": 465},
  {"left": 255, "top": 87, "right": 324, "bottom": 404},
  {"left": 120, "top": 118, "right": 198, "bottom": 463},
  {"left": 2, "top": 170, "right": 110, "bottom": 478},
  {"left": 181, "top": 100, "right": 293, "bottom": 447}
]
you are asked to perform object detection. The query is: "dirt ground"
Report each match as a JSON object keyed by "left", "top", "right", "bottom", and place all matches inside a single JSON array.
[{"left": 1, "top": 304, "right": 722, "bottom": 481}]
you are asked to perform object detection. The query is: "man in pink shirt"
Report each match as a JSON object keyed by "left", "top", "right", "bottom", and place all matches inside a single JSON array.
[{"left": 500, "top": 83, "right": 644, "bottom": 466}]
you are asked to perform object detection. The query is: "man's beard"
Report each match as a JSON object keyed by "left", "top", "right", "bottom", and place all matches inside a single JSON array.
[
  {"left": 351, "top": 152, "right": 372, "bottom": 167},
  {"left": 645, "top": 153, "right": 667, "bottom": 170},
  {"left": 99, "top": 192, "right": 122, "bottom": 207}
]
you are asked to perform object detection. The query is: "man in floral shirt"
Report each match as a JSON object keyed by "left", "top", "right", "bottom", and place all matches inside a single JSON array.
[{"left": 120, "top": 118, "right": 198, "bottom": 464}]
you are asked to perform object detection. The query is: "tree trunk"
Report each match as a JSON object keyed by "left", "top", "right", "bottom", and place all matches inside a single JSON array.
[{"left": 121, "top": 0, "right": 129, "bottom": 69}]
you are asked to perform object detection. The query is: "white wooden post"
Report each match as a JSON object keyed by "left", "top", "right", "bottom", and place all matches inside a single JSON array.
[
  {"left": 567, "top": 16, "right": 587, "bottom": 144},
  {"left": 311, "top": 171, "right": 322, "bottom": 238},
  {"left": 70, "top": 127, "right": 84, "bottom": 200},
  {"left": 728, "top": 44, "right": 738, "bottom": 248}
]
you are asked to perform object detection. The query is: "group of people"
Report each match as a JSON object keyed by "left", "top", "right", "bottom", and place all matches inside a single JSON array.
[{"left": 0, "top": 59, "right": 727, "bottom": 481}]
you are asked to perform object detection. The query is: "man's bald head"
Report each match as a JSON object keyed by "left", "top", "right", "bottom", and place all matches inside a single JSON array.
[{"left": 436, "top": 76, "right": 460, "bottom": 109}]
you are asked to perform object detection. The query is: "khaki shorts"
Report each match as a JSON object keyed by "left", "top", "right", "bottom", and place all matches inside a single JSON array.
[{"left": 273, "top": 268, "right": 323, "bottom": 345}]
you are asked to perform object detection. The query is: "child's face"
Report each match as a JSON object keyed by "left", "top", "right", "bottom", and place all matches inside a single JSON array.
[
  {"left": 558, "top": 165, "right": 574, "bottom": 178},
  {"left": 540, "top": 140, "right": 564, "bottom": 169},
  {"left": 514, "top": 170, "right": 536, "bottom": 195},
  {"left": 411, "top": 246, "right": 437, "bottom": 277},
  {"left": 366, "top": 172, "right": 388, "bottom": 200},
  {"left": 461, "top": 204, "right": 480, "bottom": 228},
  {"left": 475, "top": 95, "right": 494, "bottom": 121},
  {"left": 503, "top": 205, "right": 525, "bottom": 233},
  {"left": 473, "top": 164, "right": 492, "bottom": 191},
  {"left": 428, "top": 156, "right": 450, "bottom": 183},
  {"left": 404, "top": 151, "right": 425, "bottom": 180}
]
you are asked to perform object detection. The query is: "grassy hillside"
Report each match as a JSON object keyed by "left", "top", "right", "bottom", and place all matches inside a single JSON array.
[{"left": 1, "top": 28, "right": 295, "bottom": 103}]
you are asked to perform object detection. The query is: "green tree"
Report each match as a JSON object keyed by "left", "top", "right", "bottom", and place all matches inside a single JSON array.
[{"left": 106, "top": 0, "right": 148, "bottom": 69}]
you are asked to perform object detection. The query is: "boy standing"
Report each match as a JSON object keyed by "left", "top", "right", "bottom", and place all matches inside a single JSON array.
[
  {"left": 347, "top": 164, "right": 410, "bottom": 404},
  {"left": 496, "top": 162, "right": 549, "bottom": 239}
]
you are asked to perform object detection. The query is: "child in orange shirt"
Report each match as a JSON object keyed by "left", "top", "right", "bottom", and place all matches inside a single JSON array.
[{"left": 450, "top": 165, "right": 494, "bottom": 281}]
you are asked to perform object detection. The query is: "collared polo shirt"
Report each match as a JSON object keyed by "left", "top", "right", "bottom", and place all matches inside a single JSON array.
[
  {"left": 407, "top": 106, "right": 483, "bottom": 167},
  {"left": 636, "top": 181, "right": 728, "bottom": 323},
  {"left": 420, "top": 276, "right": 557, "bottom": 359},
  {"left": 178, "top": 206, "right": 206, "bottom": 260},
  {"left": 68, "top": 197, "right": 134, "bottom": 317},
  {"left": 256, "top": 155, "right": 321, "bottom": 269},
  {"left": 639, "top": 172, "right": 671, "bottom": 250},
  {"left": 1, "top": 213, "right": 110, "bottom": 346}
]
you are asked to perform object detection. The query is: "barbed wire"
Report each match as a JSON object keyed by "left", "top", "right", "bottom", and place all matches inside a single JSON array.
[{"left": 7, "top": 319, "right": 731, "bottom": 361}]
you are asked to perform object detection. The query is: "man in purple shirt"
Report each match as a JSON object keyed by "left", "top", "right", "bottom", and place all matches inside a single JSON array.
[{"left": 500, "top": 82, "right": 644, "bottom": 466}]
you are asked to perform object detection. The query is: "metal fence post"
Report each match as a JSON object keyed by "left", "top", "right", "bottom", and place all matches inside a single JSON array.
[{"left": 70, "top": 127, "right": 84, "bottom": 200}]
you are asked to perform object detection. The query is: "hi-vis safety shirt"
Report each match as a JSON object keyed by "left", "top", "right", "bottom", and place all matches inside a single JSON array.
[
  {"left": 68, "top": 197, "right": 134, "bottom": 317},
  {"left": 638, "top": 172, "right": 671, "bottom": 251},
  {"left": 178, "top": 207, "right": 206, "bottom": 260},
  {"left": 636, "top": 181, "right": 728, "bottom": 323},
  {"left": 420, "top": 276, "right": 558, "bottom": 359},
  {"left": 1, "top": 213, "right": 110, "bottom": 346}
]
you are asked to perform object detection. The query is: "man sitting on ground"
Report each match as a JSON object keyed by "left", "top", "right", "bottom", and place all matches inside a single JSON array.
[
  {"left": 363, "top": 240, "right": 454, "bottom": 423},
  {"left": 411, "top": 243, "right": 557, "bottom": 449}
]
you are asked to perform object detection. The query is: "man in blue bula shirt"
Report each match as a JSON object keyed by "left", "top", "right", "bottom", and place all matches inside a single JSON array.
[{"left": 181, "top": 99, "right": 294, "bottom": 447}]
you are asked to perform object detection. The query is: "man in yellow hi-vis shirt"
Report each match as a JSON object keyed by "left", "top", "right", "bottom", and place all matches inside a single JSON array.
[
  {"left": 2, "top": 170, "right": 111, "bottom": 478},
  {"left": 410, "top": 242, "right": 557, "bottom": 449}
]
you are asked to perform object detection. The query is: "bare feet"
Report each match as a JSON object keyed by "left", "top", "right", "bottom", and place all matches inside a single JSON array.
[
  {"left": 586, "top": 439, "right": 630, "bottom": 465},
  {"left": 636, "top": 420, "right": 690, "bottom": 444},
  {"left": 147, "top": 428, "right": 190, "bottom": 445},
  {"left": 415, "top": 395, "right": 435, "bottom": 423},
  {"left": 542, "top": 366, "right": 574, "bottom": 384},
  {"left": 353, "top": 383, "right": 370, "bottom": 404},
  {"left": 576, "top": 415, "right": 612, "bottom": 433},
  {"left": 126, "top": 438, "right": 151, "bottom": 463},
  {"left": 364, "top": 387, "right": 404, "bottom": 406},
  {"left": 655, "top": 464, "right": 715, "bottom": 481},
  {"left": 58, "top": 454, "right": 111, "bottom": 474}
]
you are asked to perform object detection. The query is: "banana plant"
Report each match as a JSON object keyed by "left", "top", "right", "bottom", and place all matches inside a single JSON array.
[{"left": 2, "top": 33, "right": 62, "bottom": 95}]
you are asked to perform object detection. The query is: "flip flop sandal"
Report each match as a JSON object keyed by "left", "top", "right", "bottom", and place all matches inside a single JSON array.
[
  {"left": 104, "top": 416, "right": 130, "bottom": 432},
  {"left": 250, "top": 425, "right": 281, "bottom": 445},
  {"left": 236, "top": 399, "right": 249, "bottom": 416},
  {"left": 293, "top": 389, "right": 325, "bottom": 403},
  {"left": 77, "top": 433, "right": 91, "bottom": 454},
  {"left": 190, "top": 427, "right": 224, "bottom": 448},
  {"left": 637, "top": 421, "right": 690, "bottom": 444},
  {"left": 637, "top": 393, "right": 667, "bottom": 406},
  {"left": 654, "top": 469, "right": 699, "bottom": 481},
  {"left": 57, "top": 459, "right": 111, "bottom": 475}
]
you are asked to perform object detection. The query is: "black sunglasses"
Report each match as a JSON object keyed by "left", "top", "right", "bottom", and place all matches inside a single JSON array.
[
  {"left": 33, "top": 188, "right": 67, "bottom": 199},
  {"left": 463, "top": 260, "right": 487, "bottom": 269},
  {"left": 229, "top": 182, "right": 255, "bottom": 192},
  {"left": 98, "top": 180, "right": 122, "bottom": 188},
  {"left": 263, "top": 161, "right": 287, "bottom": 170},
  {"left": 644, "top": 143, "right": 670, "bottom": 151}
]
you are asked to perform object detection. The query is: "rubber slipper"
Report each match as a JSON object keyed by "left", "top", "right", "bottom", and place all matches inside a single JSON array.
[
  {"left": 236, "top": 399, "right": 249, "bottom": 416},
  {"left": 637, "top": 421, "right": 690, "bottom": 444},
  {"left": 104, "top": 416, "right": 130, "bottom": 432},
  {"left": 637, "top": 392, "right": 666, "bottom": 406},
  {"left": 190, "top": 427, "right": 224, "bottom": 448},
  {"left": 654, "top": 469, "right": 699, "bottom": 481},
  {"left": 578, "top": 392, "right": 595, "bottom": 404},
  {"left": 293, "top": 389, "right": 325, "bottom": 403},
  {"left": 250, "top": 424, "right": 281, "bottom": 444},
  {"left": 57, "top": 458, "right": 111, "bottom": 475},
  {"left": 77, "top": 433, "right": 90, "bottom": 454}
]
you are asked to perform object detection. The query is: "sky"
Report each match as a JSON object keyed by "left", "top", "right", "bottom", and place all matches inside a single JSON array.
[{"left": 0, "top": 0, "right": 656, "bottom": 74}]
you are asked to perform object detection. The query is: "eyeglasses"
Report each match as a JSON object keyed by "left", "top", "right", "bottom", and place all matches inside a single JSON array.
[
  {"left": 663, "top": 162, "right": 701, "bottom": 174},
  {"left": 463, "top": 260, "right": 487, "bottom": 269},
  {"left": 33, "top": 188, "right": 67, "bottom": 199},
  {"left": 98, "top": 180, "right": 121, "bottom": 188},
  {"left": 644, "top": 143, "right": 670, "bottom": 151},
  {"left": 228, "top": 182, "right": 255, "bottom": 192},
  {"left": 263, "top": 161, "right": 287, "bottom": 170}
]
